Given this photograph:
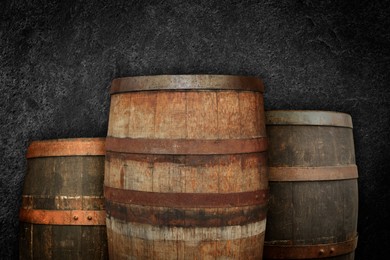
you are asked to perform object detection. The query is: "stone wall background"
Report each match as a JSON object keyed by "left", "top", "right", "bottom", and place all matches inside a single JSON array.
[{"left": 1, "top": 0, "right": 389, "bottom": 259}]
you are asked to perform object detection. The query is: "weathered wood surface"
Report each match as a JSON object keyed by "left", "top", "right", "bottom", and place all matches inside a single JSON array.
[
  {"left": 19, "top": 138, "right": 108, "bottom": 260},
  {"left": 264, "top": 111, "right": 358, "bottom": 260},
  {"left": 108, "top": 90, "right": 266, "bottom": 139},
  {"left": 267, "top": 126, "right": 355, "bottom": 167},
  {"left": 106, "top": 220, "right": 266, "bottom": 259},
  {"left": 105, "top": 75, "right": 268, "bottom": 259}
]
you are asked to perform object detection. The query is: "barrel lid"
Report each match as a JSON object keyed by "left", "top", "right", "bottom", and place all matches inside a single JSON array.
[
  {"left": 265, "top": 110, "right": 353, "bottom": 128},
  {"left": 27, "top": 138, "right": 105, "bottom": 158},
  {"left": 110, "top": 75, "right": 264, "bottom": 94}
]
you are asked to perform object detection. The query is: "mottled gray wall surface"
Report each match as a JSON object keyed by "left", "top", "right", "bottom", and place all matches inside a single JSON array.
[{"left": 1, "top": 0, "right": 389, "bottom": 259}]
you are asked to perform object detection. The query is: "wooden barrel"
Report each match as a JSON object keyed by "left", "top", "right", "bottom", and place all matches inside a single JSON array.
[
  {"left": 263, "top": 111, "right": 358, "bottom": 260},
  {"left": 19, "top": 138, "right": 108, "bottom": 259},
  {"left": 105, "top": 75, "right": 269, "bottom": 259}
]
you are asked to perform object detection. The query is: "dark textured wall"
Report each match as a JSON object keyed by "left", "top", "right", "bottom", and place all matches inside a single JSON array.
[{"left": 1, "top": 0, "right": 389, "bottom": 259}]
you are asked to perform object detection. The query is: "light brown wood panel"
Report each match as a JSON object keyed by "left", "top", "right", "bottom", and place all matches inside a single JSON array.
[
  {"left": 186, "top": 91, "right": 218, "bottom": 139},
  {"left": 128, "top": 92, "right": 157, "bottom": 138},
  {"left": 239, "top": 92, "right": 264, "bottom": 138},
  {"left": 108, "top": 94, "right": 129, "bottom": 138},
  {"left": 217, "top": 91, "right": 241, "bottom": 138},
  {"left": 106, "top": 218, "right": 266, "bottom": 260},
  {"left": 105, "top": 152, "right": 267, "bottom": 193},
  {"left": 108, "top": 91, "right": 266, "bottom": 140},
  {"left": 155, "top": 91, "right": 187, "bottom": 138}
]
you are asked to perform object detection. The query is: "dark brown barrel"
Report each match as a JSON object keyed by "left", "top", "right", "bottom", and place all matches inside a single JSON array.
[
  {"left": 105, "top": 75, "right": 269, "bottom": 259},
  {"left": 264, "top": 111, "right": 358, "bottom": 260},
  {"left": 19, "top": 138, "right": 108, "bottom": 259}
]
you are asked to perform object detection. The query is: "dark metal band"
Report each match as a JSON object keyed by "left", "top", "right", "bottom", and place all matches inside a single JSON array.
[
  {"left": 104, "top": 186, "right": 268, "bottom": 208},
  {"left": 19, "top": 209, "right": 106, "bottom": 225},
  {"left": 27, "top": 138, "right": 105, "bottom": 158},
  {"left": 268, "top": 165, "right": 358, "bottom": 182},
  {"left": 263, "top": 236, "right": 358, "bottom": 259},
  {"left": 105, "top": 200, "right": 267, "bottom": 227},
  {"left": 105, "top": 151, "right": 267, "bottom": 166},
  {"left": 106, "top": 137, "right": 267, "bottom": 155},
  {"left": 266, "top": 110, "right": 353, "bottom": 128},
  {"left": 110, "top": 75, "right": 264, "bottom": 94}
]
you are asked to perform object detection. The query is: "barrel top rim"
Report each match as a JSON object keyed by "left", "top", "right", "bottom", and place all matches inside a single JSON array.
[
  {"left": 27, "top": 138, "right": 105, "bottom": 158},
  {"left": 110, "top": 74, "right": 264, "bottom": 93},
  {"left": 265, "top": 110, "right": 353, "bottom": 128}
]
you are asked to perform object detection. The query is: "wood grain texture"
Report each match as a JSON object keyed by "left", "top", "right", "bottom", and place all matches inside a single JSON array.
[
  {"left": 106, "top": 76, "right": 267, "bottom": 259},
  {"left": 26, "top": 138, "right": 105, "bottom": 158},
  {"left": 19, "top": 223, "right": 107, "bottom": 260},
  {"left": 264, "top": 111, "right": 358, "bottom": 260},
  {"left": 265, "top": 110, "right": 353, "bottom": 128},
  {"left": 20, "top": 139, "right": 108, "bottom": 260},
  {"left": 106, "top": 219, "right": 266, "bottom": 260},
  {"left": 105, "top": 152, "right": 268, "bottom": 193},
  {"left": 105, "top": 200, "right": 267, "bottom": 227},
  {"left": 267, "top": 126, "right": 355, "bottom": 167},
  {"left": 107, "top": 91, "right": 266, "bottom": 139},
  {"left": 268, "top": 165, "right": 358, "bottom": 181}
]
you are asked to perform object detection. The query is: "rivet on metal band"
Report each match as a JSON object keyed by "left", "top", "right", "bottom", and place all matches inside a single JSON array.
[
  {"left": 268, "top": 165, "right": 358, "bottom": 182},
  {"left": 19, "top": 209, "right": 106, "bottom": 226},
  {"left": 263, "top": 236, "right": 358, "bottom": 259}
]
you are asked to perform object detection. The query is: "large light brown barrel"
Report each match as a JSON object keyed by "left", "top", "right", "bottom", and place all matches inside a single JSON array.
[
  {"left": 105, "top": 75, "right": 269, "bottom": 259},
  {"left": 19, "top": 138, "right": 108, "bottom": 259},
  {"left": 264, "top": 111, "right": 358, "bottom": 260}
]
